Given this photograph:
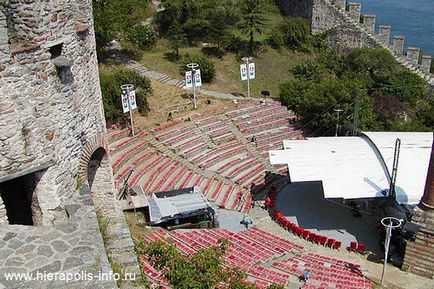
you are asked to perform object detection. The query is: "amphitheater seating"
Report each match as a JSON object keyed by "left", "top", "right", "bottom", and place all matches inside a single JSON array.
[
  {"left": 109, "top": 100, "right": 307, "bottom": 214},
  {"left": 139, "top": 227, "right": 370, "bottom": 289}
]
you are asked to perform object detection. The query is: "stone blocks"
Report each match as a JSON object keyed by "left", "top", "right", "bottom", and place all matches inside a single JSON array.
[
  {"left": 378, "top": 25, "right": 391, "bottom": 45},
  {"left": 362, "top": 14, "right": 376, "bottom": 34},
  {"left": 334, "top": 0, "right": 347, "bottom": 11},
  {"left": 347, "top": 2, "right": 361, "bottom": 22},
  {"left": 407, "top": 47, "right": 420, "bottom": 65},
  {"left": 420, "top": 55, "right": 432, "bottom": 73},
  {"left": 393, "top": 35, "right": 405, "bottom": 55}
]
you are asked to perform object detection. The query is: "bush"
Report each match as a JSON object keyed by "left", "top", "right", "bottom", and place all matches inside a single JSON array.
[
  {"left": 268, "top": 17, "right": 312, "bottom": 51},
  {"left": 99, "top": 65, "right": 153, "bottom": 122},
  {"left": 222, "top": 33, "right": 244, "bottom": 53},
  {"left": 126, "top": 25, "right": 158, "bottom": 51},
  {"left": 180, "top": 54, "right": 216, "bottom": 83}
]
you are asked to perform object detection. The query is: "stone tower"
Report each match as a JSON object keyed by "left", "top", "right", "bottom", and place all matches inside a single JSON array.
[
  {"left": 0, "top": 0, "right": 108, "bottom": 225},
  {"left": 0, "top": 1, "right": 139, "bottom": 288}
]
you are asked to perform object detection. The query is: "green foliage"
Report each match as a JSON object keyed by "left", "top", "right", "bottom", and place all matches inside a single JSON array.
[
  {"left": 99, "top": 65, "right": 152, "bottom": 122},
  {"left": 238, "top": 0, "right": 267, "bottom": 54},
  {"left": 180, "top": 54, "right": 216, "bottom": 83},
  {"left": 127, "top": 25, "right": 158, "bottom": 51},
  {"left": 268, "top": 17, "right": 310, "bottom": 51},
  {"left": 156, "top": 0, "right": 240, "bottom": 48},
  {"left": 279, "top": 47, "right": 432, "bottom": 134},
  {"left": 143, "top": 240, "right": 273, "bottom": 289},
  {"left": 92, "top": 0, "right": 152, "bottom": 55}
]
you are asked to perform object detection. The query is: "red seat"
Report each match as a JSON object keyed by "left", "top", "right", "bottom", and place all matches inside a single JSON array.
[
  {"left": 264, "top": 197, "right": 272, "bottom": 208},
  {"left": 327, "top": 238, "right": 336, "bottom": 248},
  {"left": 357, "top": 243, "right": 366, "bottom": 253},
  {"left": 334, "top": 240, "right": 342, "bottom": 249},
  {"left": 301, "top": 230, "right": 310, "bottom": 239},
  {"left": 319, "top": 236, "right": 328, "bottom": 246},
  {"left": 350, "top": 241, "right": 357, "bottom": 251},
  {"left": 307, "top": 232, "right": 317, "bottom": 242}
]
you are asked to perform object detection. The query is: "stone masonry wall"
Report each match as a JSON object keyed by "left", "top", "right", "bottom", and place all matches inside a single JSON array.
[
  {"left": 0, "top": 0, "right": 107, "bottom": 224},
  {"left": 402, "top": 208, "right": 434, "bottom": 278},
  {"left": 276, "top": 0, "right": 434, "bottom": 86},
  {"left": 1, "top": 2, "right": 142, "bottom": 287}
]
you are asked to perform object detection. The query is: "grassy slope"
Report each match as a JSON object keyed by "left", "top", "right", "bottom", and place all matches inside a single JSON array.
[
  {"left": 139, "top": 0, "right": 315, "bottom": 99},
  {"left": 140, "top": 40, "right": 314, "bottom": 98}
]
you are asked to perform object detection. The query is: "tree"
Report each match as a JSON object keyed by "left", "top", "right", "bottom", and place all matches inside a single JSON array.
[
  {"left": 268, "top": 17, "right": 310, "bottom": 51},
  {"left": 180, "top": 54, "right": 216, "bottom": 83},
  {"left": 279, "top": 47, "right": 430, "bottom": 133},
  {"left": 92, "top": 0, "right": 151, "bottom": 55},
  {"left": 126, "top": 25, "right": 158, "bottom": 51},
  {"left": 99, "top": 65, "right": 152, "bottom": 122},
  {"left": 143, "top": 240, "right": 283, "bottom": 289},
  {"left": 238, "top": 0, "right": 267, "bottom": 54}
]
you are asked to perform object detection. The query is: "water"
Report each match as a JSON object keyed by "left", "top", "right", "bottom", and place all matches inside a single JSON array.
[{"left": 359, "top": 0, "right": 434, "bottom": 55}]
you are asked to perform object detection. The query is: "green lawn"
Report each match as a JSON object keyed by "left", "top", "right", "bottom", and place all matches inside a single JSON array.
[
  {"left": 138, "top": 0, "right": 314, "bottom": 99},
  {"left": 140, "top": 40, "right": 314, "bottom": 98}
]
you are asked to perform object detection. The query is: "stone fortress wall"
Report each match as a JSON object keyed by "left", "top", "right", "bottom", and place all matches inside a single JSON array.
[
  {"left": 0, "top": 1, "right": 139, "bottom": 287},
  {"left": 276, "top": 0, "right": 434, "bottom": 86}
]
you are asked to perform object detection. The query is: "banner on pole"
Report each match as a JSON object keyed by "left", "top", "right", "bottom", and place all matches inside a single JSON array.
[
  {"left": 249, "top": 63, "right": 255, "bottom": 79},
  {"left": 240, "top": 64, "right": 247, "bottom": 80},
  {"left": 121, "top": 90, "right": 137, "bottom": 113},
  {"left": 194, "top": 69, "right": 202, "bottom": 87},
  {"left": 121, "top": 91, "right": 129, "bottom": 113},
  {"left": 129, "top": 90, "right": 137, "bottom": 110},
  {"left": 185, "top": 71, "right": 193, "bottom": 88}
]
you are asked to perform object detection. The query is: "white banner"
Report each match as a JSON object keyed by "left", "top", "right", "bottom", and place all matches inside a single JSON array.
[
  {"left": 240, "top": 64, "right": 248, "bottom": 81},
  {"left": 185, "top": 71, "right": 193, "bottom": 88},
  {"left": 121, "top": 91, "right": 129, "bottom": 113},
  {"left": 249, "top": 63, "right": 255, "bottom": 79},
  {"left": 194, "top": 69, "right": 202, "bottom": 87},
  {"left": 129, "top": 90, "right": 137, "bottom": 110}
]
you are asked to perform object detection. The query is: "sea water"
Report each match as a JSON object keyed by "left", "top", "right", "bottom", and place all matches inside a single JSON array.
[{"left": 359, "top": 0, "right": 434, "bottom": 55}]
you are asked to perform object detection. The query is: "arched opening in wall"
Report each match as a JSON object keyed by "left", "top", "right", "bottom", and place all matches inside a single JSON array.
[
  {"left": 0, "top": 170, "right": 45, "bottom": 226},
  {"left": 87, "top": 147, "right": 114, "bottom": 212}
]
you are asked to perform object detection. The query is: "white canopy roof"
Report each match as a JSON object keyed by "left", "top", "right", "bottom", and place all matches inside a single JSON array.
[
  {"left": 269, "top": 132, "right": 432, "bottom": 204},
  {"left": 363, "top": 132, "right": 433, "bottom": 204}
]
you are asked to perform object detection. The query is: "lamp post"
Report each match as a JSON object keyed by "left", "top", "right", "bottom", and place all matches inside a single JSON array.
[
  {"left": 333, "top": 108, "right": 343, "bottom": 137},
  {"left": 380, "top": 217, "right": 402, "bottom": 287},
  {"left": 186, "top": 63, "right": 199, "bottom": 109},
  {"left": 121, "top": 84, "right": 135, "bottom": 137},
  {"left": 242, "top": 56, "right": 253, "bottom": 98}
]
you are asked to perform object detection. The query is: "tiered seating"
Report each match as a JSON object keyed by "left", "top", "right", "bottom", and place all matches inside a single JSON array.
[
  {"left": 111, "top": 139, "right": 149, "bottom": 173},
  {"left": 191, "top": 140, "right": 247, "bottom": 168},
  {"left": 156, "top": 123, "right": 209, "bottom": 158},
  {"left": 274, "top": 256, "right": 371, "bottom": 289},
  {"left": 108, "top": 124, "right": 141, "bottom": 142},
  {"left": 110, "top": 131, "right": 147, "bottom": 153},
  {"left": 113, "top": 148, "right": 155, "bottom": 187},
  {"left": 140, "top": 227, "right": 371, "bottom": 289}
]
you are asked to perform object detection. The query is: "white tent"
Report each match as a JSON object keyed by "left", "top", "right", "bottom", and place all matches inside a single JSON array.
[{"left": 269, "top": 132, "right": 433, "bottom": 204}]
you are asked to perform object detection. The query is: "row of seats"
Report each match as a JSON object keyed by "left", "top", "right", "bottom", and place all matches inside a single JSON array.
[
  {"left": 140, "top": 227, "right": 371, "bottom": 289},
  {"left": 274, "top": 257, "right": 370, "bottom": 289},
  {"left": 272, "top": 210, "right": 343, "bottom": 250}
]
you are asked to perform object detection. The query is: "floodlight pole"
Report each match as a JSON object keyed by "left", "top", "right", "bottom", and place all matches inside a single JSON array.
[
  {"left": 121, "top": 84, "right": 135, "bottom": 137},
  {"left": 242, "top": 56, "right": 252, "bottom": 98},
  {"left": 187, "top": 63, "right": 199, "bottom": 109},
  {"left": 334, "top": 109, "right": 343, "bottom": 137},
  {"left": 380, "top": 217, "right": 402, "bottom": 287}
]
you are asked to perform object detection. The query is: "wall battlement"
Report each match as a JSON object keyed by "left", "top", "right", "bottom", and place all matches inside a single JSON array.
[
  {"left": 327, "top": 0, "right": 433, "bottom": 84},
  {"left": 277, "top": 0, "right": 433, "bottom": 86}
]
